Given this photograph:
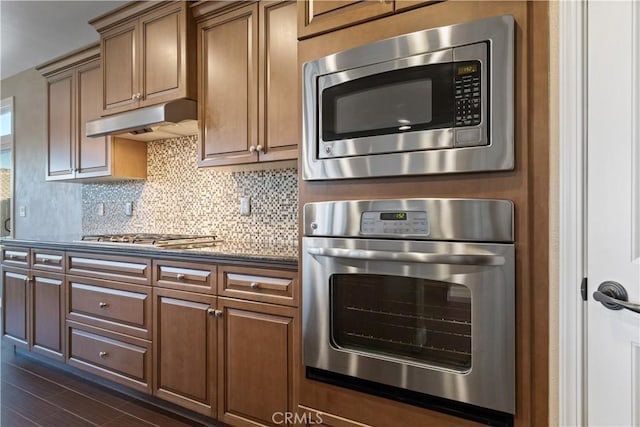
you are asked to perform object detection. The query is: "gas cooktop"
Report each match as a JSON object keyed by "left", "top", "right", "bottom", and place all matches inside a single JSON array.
[{"left": 81, "top": 233, "right": 221, "bottom": 249}]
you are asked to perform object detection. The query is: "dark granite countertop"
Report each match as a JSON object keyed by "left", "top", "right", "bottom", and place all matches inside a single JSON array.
[{"left": 1, "top": 238, "right": 298, "bottom": 268}]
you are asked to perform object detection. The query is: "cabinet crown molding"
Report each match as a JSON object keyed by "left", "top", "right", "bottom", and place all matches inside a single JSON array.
[
  {"left": 36, "top": 43, "right": 100, "bottom": 78},
  {"left": 190, "top": 0, "right": 257, "bottom": 21},
  {"left": 89, "top": 0, "right": 173, "bottom": 32}
]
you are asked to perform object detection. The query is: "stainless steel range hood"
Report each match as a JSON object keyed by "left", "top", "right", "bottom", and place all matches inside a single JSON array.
[{"left": 86, "top": 99, "right": 198, "bottom": 142}]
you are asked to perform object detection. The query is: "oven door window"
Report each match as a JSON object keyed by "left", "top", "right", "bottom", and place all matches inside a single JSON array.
[
  {"left": 321, "top": 63, "right": 454, "bottom": 142},
  {"left": 330, "top": 274, "right": 471, "bottom": 372}
]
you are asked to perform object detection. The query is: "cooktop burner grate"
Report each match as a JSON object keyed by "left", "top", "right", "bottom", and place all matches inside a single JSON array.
[{"left": 81, "top": 233, "right": 220, "bottom": 248}]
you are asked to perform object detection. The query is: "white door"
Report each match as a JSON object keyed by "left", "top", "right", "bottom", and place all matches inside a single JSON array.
[{"left": 587, "top": 1, "right": 640, "bottom": 426}]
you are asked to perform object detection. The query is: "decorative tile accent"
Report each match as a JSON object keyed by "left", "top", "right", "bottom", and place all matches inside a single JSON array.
[{"left": 82, "top": 135, "right": 298, "bottom": 245}]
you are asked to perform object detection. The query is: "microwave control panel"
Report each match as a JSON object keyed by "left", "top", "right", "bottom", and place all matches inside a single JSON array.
[
  {"left": 360, "top": 211, "right": 429, "bottom": 235},
  {"left": 454, "top": 60, "right": 482, "bottom": 127}
]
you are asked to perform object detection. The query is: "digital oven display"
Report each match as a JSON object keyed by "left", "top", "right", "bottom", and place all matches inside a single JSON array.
[
  {"left": 379, "top": 212, "right": 407, "bottom": 221},
  {"left": 361, "top": 211, "right": 429, "bottom": 235}
]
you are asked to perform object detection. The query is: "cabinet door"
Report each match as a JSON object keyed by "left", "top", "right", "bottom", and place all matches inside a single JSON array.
[
  {"left": 217, "top": 297, "right": 296, "bottom": 425},
  {"left": 198, "top": 4, "right": 258, "bottom": 166},
  {"left": 31, "top": 271, "right": 65, "bottom": 361},
  {"left": 47, "top": 71, "right": 75, "bottom": 180},
  {"left": 76, "top": 60, "right": 111, "bottom": 178},
  {"left": 259, "top": 1, "right": 299, "bottom": 162},
  {"left": 297, "top": 0, "right": 394, "bottom": 39},
  {"left": 153, "top": 288, "right": 216, "bottom": 417},
  {"left": 140, "top": 2, "right": 192, "bottom": 106},
  {"left": 102, "top": 20, "right": 139, "bottom": 114},
  {"left": 1, "top": 267, "right": 30, "bottom": 348}
]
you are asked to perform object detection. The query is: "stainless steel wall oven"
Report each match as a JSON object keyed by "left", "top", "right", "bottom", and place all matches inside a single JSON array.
[
  {"left": 302, "top": 15, "right": 514, "bottom": 180},
  {"left": 302, "top": 199, "right": 515, "bottom": 423}
]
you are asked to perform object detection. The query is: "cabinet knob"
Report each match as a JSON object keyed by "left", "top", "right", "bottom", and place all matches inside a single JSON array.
[
  {"left": 207, "top": 308, "right": 223, "bottom": 318},
  {"left": 41, "top": 258, "right": 49, "bottom": 264},
  {"left": 256, "top": 145, "right": 263, "bottom": 153},
  {"left": 8, "top": 254, "right": 15, "bottom": 259},
  {"left": 250, "top": 282, "right": 259, "bottom": 290},
  {"left": 98, "top": 351, "right": 108, "bottom": 358},
  {"left": 249, "top": 145, "right": 256, "bottom": 153},
  {"left": 176, "top": 273, "right": 185, "bottom": 281},
  {"left": 99, "top": 302, "right": 108, "bottom": 308}
]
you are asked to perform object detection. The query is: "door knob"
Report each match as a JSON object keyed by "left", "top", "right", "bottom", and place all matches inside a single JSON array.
[{"left": 593, "top": 281, "right": 640, "bottom": 314}]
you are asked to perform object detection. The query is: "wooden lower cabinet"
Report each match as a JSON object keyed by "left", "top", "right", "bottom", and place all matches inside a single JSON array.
[
  {"left": 153, "top": 287, "right": 217, "bottom": 416},
  {"left": 1, "top": 267, "right": 65, "bottom": 360},
  {"left": 31, "top": 271, "right": 65, "bottom": 361},
  {"left": 2, "top": 267, "right": 30, "bottom": 348},
  {"left": 217, "top": 297, "right": 297, "bottom": 426}
]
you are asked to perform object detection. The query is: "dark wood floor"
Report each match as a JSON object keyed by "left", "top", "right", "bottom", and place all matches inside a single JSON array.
[{"left": 1, "top": 343, "right": 218, "bottom": 427}]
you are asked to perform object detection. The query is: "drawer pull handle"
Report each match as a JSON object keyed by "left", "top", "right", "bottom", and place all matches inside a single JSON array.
[
  {"left": 250, "top": 282, "right": 259, "bottom": 290},
  {"left": 99, "top": 351, "right": 108, "bottom": 358},
  {"left": 41, "top": 258, "right": 49, "bottom": 263},
  {"left": 176, "top": 273, "right": 185, "bottom": 280},
  {"left": 7, "top": 254, "right": 15, "bottom": 260},
  {"left": 99, "top": 302, "right": 109, "bottom": 308}
]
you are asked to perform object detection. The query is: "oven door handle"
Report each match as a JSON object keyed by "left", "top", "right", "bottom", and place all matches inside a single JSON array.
[{"left": 306, "top": 247, "right": 505, "bottom": 266}]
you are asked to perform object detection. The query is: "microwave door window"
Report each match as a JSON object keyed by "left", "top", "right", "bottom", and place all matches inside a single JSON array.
[{"left": 321, "top": 63, "right": 454, "bottom": 142}]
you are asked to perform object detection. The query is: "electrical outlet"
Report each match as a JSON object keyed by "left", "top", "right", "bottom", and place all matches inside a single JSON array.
[
  {"left": 18, "top": 206, "right": 26, "bottom": 217},
  {"left": 97, "top": 203, "right": 105, "bottom": 216},
  {"left": 125, "top": 202, "right": 133, "bottom": 216},
  {"left": 240, "top": 196, "right": 251, "bottom": 216}
]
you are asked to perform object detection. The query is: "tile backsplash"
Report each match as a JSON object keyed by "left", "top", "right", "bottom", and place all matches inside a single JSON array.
[{"left": 82, "top": 135, "right": 298, "bottom": 245}]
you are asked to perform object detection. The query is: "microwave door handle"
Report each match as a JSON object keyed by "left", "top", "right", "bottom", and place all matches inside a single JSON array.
[{"left": 306, "top": 247, "right": 505, "bottom": 266}]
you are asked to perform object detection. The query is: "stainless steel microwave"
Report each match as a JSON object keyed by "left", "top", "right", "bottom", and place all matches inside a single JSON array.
[{"left": 302, "top": 15, "right": 514, "bottom": 181}]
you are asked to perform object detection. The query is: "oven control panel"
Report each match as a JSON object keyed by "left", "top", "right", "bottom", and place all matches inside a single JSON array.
[{"left": 360, "top": 211, "right": 429, "bottom": 235}]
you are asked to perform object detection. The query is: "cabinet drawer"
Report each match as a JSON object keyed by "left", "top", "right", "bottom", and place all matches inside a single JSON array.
[
  {"left": 67, "top": 275, "right": 151, "bottom": 339},
  {"left": 2, "top": 247, "right": 30, "bottom": 268},
  {"left": 67, "top": 321, "right": 151, "bottom": 393},
  {"left": 153, "top": 260, "right": 217, "bottom": 294},
  {"left": 31, "top": 249, "right": 65, "bottom": 272},
  {"left": 67, "top": 252, "right": 151, "bottom": 285},
  {"left": 218, "top": 265, "right": 297, "bottom": 306}
]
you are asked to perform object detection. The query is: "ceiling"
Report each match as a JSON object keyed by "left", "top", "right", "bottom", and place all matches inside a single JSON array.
[{"left": 1, "top": 1, "right": 127, "bottom": 80}]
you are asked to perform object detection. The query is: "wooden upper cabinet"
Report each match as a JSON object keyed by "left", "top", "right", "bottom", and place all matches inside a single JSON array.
[
  {"left": 37, "top": 45, "right": 147, "bottom": 182},
  {"left": 195, "top": 0, "right": 298, "bottom": 167},
  {"left": 102, "top": 21, "right": 138, "bottom": 113},
  {"left": 92, "top": 1, "right": 196, "bottom": 115},
  {"left": 298, "top": 0, "right": 394, "bottom": 39},
  {"left": 77, "top": 61, "right": 110, "bottom": 177},
  {"left": 297, "top": 0, "right": 443, "bottom": 39},
  {"left": 47, "top": 71, "right": 75, "bottom": 180},
  {"left": 259, "top": 0, "right": 299, "bottom": 162},
  {"left": 198, "top": 3, "right": 258, "bottom": 166}
]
